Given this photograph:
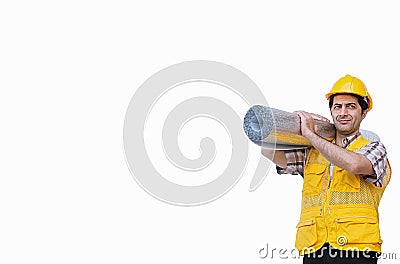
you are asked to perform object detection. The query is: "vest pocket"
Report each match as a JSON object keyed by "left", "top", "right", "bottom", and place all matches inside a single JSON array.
[
  {"left": 335, "top": 216, "right": 381, "bottom": 244},
  {"left": 303, "top": 163, "right": 326, "bottom": 196},
  {"left": 295, "top": 219, "right": 317, "bottom": 252},
  {"left": 331, "top": 168, "right": 360, "bottom": 192}
]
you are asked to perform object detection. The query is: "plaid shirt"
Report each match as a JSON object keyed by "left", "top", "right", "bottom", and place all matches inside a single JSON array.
[{"left": 276, "top": 133, "right": 388, "bottom": 187}]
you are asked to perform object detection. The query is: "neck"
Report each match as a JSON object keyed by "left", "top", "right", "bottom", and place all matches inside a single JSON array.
[{"left": 335, "top": 130, "right": 360, "bottom": 147}]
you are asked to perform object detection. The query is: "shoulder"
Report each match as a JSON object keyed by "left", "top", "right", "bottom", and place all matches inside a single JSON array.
[
  {"left": 358, "top": 141, "right": 388, "bottom": 166},
  {"left": 362, "top": 141, "right": 387, "bottom": 154},
  {"left": 357, "top": 134, "right": 387, "bottom": 154}
]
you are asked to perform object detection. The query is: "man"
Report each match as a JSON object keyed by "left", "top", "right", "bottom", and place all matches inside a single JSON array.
[{"left": 261, "top": 74, "right": 391, "bottom": 263}]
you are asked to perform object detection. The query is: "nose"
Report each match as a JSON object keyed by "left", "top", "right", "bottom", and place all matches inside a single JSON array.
[{"left": 339, "top": 106, "right": 348, "bottom": 115}]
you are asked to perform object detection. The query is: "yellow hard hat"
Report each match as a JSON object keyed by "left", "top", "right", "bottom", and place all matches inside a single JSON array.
[{"left": 325, "top": 74, "right": 373, "bottom": 111}]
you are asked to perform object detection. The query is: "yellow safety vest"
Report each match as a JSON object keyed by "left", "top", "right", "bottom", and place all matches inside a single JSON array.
[{"left": 295, "top": 135, "right": 391, "bottom": 255}]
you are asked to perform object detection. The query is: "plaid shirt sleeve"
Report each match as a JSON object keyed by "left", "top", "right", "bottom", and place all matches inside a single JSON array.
[
  {"left": 276, "top": 149, "right": 308, "bottom": 177},
  {"left": 357, "top": 141, "right": 388, "bottom": 187}
]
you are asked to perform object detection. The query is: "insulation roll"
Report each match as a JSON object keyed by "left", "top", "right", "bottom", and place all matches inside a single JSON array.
[{"left": 243, "top": 105, "right": 379, "bottom": 149}]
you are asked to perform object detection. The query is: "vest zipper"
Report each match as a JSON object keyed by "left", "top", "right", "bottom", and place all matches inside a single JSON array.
[
  {"left": 328, "top": 163, "right": 334, "bottom": 189},
  {"left": 323, "top": 168, "right": 332, "bottom": 243}
]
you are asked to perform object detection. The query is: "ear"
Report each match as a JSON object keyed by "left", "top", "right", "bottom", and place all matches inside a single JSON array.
[{"left": 361, "top": 109, "right": 368, "bottom": 119}]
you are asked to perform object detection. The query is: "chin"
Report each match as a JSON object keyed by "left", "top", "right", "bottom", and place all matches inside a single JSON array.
[{"left": 336, "top": 126, "right": 354, "bottom": 135}]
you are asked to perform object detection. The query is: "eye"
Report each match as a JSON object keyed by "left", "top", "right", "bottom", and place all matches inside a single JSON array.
[
  {"left": 333, "top": 105, "right": 341, "bottom": 109},
  {"left": 347, "top": 104, "right": 356, "bottom": 109}
]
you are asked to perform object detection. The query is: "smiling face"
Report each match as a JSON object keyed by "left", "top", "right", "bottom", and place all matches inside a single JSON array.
[{"left": 330, "top": 94, "right": 368, "bottom": 136}]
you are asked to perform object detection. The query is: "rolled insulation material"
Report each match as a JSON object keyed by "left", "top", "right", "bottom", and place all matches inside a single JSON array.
[
  {"left": 243, "top": 105, "right": 335, "bottom": 148},
  {"left": 243, "top": 105, "right": 379, "bottom": 149},
  {"left": 359, "top": 129, "right": 380, "bottom": 142}
]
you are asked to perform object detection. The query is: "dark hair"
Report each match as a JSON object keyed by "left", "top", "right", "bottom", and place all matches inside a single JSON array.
[{"left": 328, "top": 93, "right": 369, "bottom": 112}]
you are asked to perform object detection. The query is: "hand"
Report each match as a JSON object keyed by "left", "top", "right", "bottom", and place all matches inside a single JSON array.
[
  {"left": 308, "top": 113, "right": 330, "bottom": 123},
  {"left": 294, "top": 111, "right": 329, "bottom": 139}
]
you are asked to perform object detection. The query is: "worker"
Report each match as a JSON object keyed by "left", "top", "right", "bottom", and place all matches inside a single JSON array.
[{"left": 261, "top": 74, "right": 391, "bottom": 263}]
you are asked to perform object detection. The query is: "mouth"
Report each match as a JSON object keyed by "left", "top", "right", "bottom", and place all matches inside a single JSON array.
[
  {"left": 339, "top": 120, "right": 350, "bottom": 124},
  {"left": 337, "top": 118, "right": 351, "bottom": 124}
]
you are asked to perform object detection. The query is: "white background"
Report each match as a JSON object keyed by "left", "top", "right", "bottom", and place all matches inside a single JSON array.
[{"left": 1, "top": 1, "right": 399, "bottom": 263}]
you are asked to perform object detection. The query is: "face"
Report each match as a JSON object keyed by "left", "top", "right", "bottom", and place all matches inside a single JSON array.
[{"left": 331, "top": 94, "right": 367, "bottom": 136}]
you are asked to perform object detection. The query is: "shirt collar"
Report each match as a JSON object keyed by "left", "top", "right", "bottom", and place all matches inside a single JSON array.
[{"left": 335, "top": 132, "right": 361, "bottom": 148}]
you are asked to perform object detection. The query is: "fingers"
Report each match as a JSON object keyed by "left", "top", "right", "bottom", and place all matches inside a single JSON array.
[
  {"left": 294, "top": 111, "right": 330, "bottom": 123},
  {"left": 294, "top": 110, "right": 306, "bottom": 118},
  {"left": 311, "top": 113, "right": 330, "bottom": 123},
  {"left": 294, "top": 111, "right": 310, "bottom": 126},
  {"left": 294, "top": 110, "right": 311, "bottom": 121},
  {"left": 294, "top": 111, "right": 311, "bottom": 136}
]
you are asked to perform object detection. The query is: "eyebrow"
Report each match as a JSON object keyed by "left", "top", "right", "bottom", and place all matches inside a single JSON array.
[{"left": 333, "top": 102, "right": 357, "bottom": 106}]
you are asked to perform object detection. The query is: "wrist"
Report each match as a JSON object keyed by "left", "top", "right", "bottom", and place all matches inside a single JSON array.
[{"left": 303, "top": 130, "right": 319, "bottom": 141}]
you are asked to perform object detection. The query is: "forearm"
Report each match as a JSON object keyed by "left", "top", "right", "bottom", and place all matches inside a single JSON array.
[
  {"left": 261, "top": 148, "right": 287, "bottom": 168},
  {"left": 306, "top": 133, "right": 374, "bottom": 175}
]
